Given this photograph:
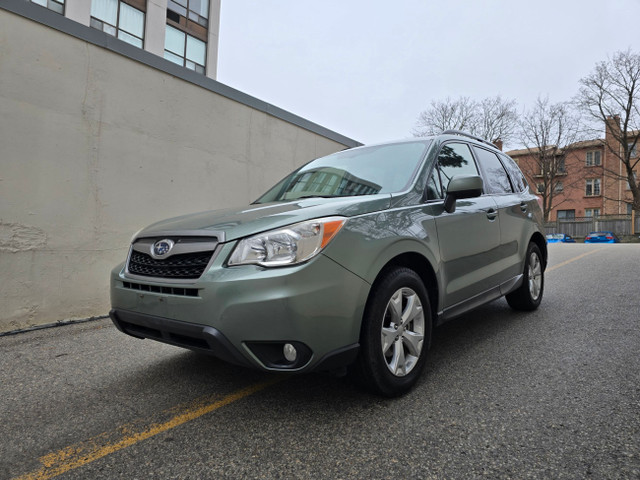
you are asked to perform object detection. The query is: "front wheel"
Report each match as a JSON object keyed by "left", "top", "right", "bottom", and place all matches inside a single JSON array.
[
  {"left": 351, "top": 267, "right": 432, "bottom": 397},
  {"left": 506, "top": 242, "right": 544, "bottom": 311}
]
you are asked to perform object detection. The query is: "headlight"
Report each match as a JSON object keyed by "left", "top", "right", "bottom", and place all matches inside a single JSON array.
[{"left": 227, "top": 217, "right": 346, "bottom": 267}]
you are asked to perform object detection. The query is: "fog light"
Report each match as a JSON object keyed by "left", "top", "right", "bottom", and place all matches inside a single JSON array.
[{"left": 283, "top": 343, "right": 297, "bottom": 362}]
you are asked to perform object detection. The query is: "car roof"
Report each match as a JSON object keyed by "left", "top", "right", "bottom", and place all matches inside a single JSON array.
[{"left": 356, "top": 132, "right": 504, "bottom": 155}]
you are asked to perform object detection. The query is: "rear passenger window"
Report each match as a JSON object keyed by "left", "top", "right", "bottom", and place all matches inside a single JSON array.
[
  {"left": 472, "top": 146, "right": 513, "bottom": 194},
  {"left": 437, "top": 143, "right": 479, "bottom": 191},
  {"left": 500, "top": 153, "right": 527, "bottom": 192}
]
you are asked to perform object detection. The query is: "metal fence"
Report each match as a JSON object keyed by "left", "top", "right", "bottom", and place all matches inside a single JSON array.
[{"left": 545, "top": 215, "right": 638, "bottom": 237}]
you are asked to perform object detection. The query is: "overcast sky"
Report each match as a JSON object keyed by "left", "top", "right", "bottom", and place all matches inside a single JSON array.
[{"left": 217, "top": 0, "right": 640, "bottom": 149}]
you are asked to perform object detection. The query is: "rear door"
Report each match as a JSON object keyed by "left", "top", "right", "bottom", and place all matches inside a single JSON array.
[{"left": 471, "top": 145, "right": 524, "bottom": 284}]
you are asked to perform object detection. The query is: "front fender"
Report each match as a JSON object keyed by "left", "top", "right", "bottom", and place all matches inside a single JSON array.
[{"left": 323, "top": 207, "right": 441, "bottom": 286}]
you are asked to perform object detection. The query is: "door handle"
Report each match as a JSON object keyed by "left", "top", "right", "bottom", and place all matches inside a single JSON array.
[{"left": 486, "top": 208, "right": 498, "bottom": 221}]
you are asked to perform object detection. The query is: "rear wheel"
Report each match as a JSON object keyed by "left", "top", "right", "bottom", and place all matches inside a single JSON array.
[
  {"left": 506, "top": 242, "right": 544, "bottom": 311},
  {"left": 352, "top": 267, "right": 432, "bottom": 397}
]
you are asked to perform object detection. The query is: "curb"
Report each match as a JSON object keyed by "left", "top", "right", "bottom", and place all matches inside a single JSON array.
[{"left": 0, "top": 315, "right": 109, "bottom": 337}]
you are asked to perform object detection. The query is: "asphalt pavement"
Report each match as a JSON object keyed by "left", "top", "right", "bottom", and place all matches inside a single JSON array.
[{"left": 1, "top": 244, "right": 639, "bottom": 479}]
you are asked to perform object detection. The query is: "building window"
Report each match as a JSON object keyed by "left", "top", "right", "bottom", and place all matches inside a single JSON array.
[
  {"left": 30, "top": 0, "right": 64, "bottom": 14},
  {"left": 557, "top": 210, "right": 575, "bottom": 220},
  {"left": 585, "top": 208, "right": 600, "bottom": 218},
  {"left": 167, "top": 0, "right": 209, "bottom": 27},
  {"left": 629, "top": 142, "right": 638, "bottom": 158},
  {"left": 556, "top": 156, "right": 566, "bottom": 173},
  {"left": 585, "top": 178, "right": 601, "bottom": 196},
  {"left": 586, "top": 150, "right": 601, "bottom": 166},
  {"left": 164, "top": 25, "right": 206, "bottom": 73},
  {"left": 627, "top": 203, "right": 634, "bottom": 215},
  {"left": 554, "top": 182, "right": 563, "bottom": 193},
  {"left": 91, "top": 0, "right": 146, "bottom": 49},
  {"left": 627, "top": 172, "right": 637, "bottom": 190},
  {"left": 537, "top": 183, "right": 545, "bottom": 193}
]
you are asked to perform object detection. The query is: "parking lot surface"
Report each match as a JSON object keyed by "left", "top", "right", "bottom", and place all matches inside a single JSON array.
[{"left": 2, "top": 244, "right": 639, "bottom": 479}]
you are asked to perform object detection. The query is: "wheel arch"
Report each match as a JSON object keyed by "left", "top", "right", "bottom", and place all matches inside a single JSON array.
[
  {"left": 530, "top": 231, "right": 548, "bottom": 270},
  {"left": 366, "top": 252, "right": 439, "bottom": 328}
]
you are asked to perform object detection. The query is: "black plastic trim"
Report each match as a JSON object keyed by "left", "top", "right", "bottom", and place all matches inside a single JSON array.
[
  {"left": 109, "top": 309, "right": 251, "bottom": 368},
  {"left": 312, "top": 343, "right": 360, "bottom": 372}
]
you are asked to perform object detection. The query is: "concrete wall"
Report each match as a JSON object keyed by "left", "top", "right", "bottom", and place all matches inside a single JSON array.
[{"left": 0, "top": 8, "right": 356, "bottom": 332}]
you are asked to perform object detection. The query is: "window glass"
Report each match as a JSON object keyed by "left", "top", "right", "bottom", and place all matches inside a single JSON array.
[
  {"left": 190, "top": 0, "right": 209, "bottom": 17},
  {"left": 426, "top": 170, "right": 443, "bottom": 200},
  {"left": 586, "top": 178, "right": 601, "bottom": 196},
  {"left": 557, "top": 210, "right": 575, "bottom": 220},
  {"left": 255, "top": 141, "right": 431, "bottom": 203},
  {"left": 472, "top": 146, "right": 512, "bottom": 194},
  {"left": 437, "top": 143, "right": 479, "bottom": 191},
  {"left": 499, "top": 153, "right": 527, "bottom": 192},
  {"left": 118, "top": 30, "right": 143, "bottom": 48},
  {"left": 119, "top": 3, "right": 144, "bottom": 38},
  {"left": 164, "top": 50, "right": 183, "bottom": 65},
  {"left": 186, "top": 35, "right": 206, "bottom": 65},
  {"left": 165, "top": 25, "right": 186, "bottom": 55},
  {"left": 91, "top": 0, "right": 118, "bottom": 25},
  {"left": 586, "top": 150, "right": 602, "bottom": 166},
  {"left": 168, "top": 0, "right": 187, "bottom": 16}
]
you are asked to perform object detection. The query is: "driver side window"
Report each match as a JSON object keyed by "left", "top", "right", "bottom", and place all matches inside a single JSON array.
[{"left": 426, "top": 142, "right": 480, "bottom": 200}]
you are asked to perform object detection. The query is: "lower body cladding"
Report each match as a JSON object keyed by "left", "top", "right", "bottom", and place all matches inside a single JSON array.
[{"left": 109, "top": 253, "right": 370, "bottom": 373}]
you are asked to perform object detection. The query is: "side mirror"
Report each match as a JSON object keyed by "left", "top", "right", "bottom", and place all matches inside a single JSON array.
[{"left": 443, "top": 175, "right": 483, "bottom": 213}]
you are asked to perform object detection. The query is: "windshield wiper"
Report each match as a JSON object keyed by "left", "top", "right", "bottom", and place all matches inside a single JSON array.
[{"left": 293, "top": 195, "right": 341, "bottom": 200}]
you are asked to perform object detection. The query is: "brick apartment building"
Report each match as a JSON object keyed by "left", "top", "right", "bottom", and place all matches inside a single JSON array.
[{"left": 507, "top": 118, "right": 638, "bottom": 222}]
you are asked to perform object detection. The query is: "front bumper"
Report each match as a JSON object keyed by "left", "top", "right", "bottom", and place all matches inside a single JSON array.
[{"left": 110, "top": 244, "right": 370, "bottom": 372}]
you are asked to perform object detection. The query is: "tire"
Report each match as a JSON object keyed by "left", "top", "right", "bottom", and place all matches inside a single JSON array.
[
  {"left": 351, "top": 267, "right": 432, "bottom": 397},
  {"left": 506, "top": 242, "right": 544, "bottom": 311}
]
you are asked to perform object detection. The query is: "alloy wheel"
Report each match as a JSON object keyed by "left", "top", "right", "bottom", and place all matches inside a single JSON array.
[{"left": 380, "top": 287, "right": 425, "bottom": 377}]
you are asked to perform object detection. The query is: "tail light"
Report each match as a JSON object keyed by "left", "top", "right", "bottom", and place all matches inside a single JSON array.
[{"left": 606, "top": 235, "right": 613, "bottom": 240}]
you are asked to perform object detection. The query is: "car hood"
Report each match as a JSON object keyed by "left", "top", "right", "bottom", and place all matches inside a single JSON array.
[{"left": 134, "top": 194, "right": 392, "bottom": 242}]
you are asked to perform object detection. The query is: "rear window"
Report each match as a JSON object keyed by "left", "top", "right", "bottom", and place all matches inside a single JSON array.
[
  {"left": 499, "top": 153, "right": 527, "bottom": 192},
  {"left": 472, "top": 146, "right": 513, "bottom": 194}
]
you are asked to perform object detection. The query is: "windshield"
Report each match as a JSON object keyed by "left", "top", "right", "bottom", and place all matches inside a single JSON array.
[{"left": 254, "top": 140, "right": 431, "bottom": 203}]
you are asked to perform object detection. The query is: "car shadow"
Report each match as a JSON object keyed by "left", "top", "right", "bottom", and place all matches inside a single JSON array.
[{"left": 99, "top": 297, "right": 538, "bottom": 411}]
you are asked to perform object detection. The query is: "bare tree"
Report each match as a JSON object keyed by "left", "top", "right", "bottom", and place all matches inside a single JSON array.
[
  {"left": 412, "top": 95, "right": 518, "bottom": 145},
  {"left": 519, "top": 96, "right": 582, "bottom": 222},
  {"left": 575, "top": 49, "right": 640, "bottom": 213}
]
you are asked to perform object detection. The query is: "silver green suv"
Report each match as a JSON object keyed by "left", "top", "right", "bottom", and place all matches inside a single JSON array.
[{"left": 110, "top": 131, "right": 546, "bottom": 396}]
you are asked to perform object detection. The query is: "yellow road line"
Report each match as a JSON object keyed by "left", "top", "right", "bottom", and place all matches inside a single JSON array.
[
  {"left": 546, "top": 247, "right": 604, "bottom": 273},
  {"left": 13, "top": 377, "right": 282, "bottom": 480}
]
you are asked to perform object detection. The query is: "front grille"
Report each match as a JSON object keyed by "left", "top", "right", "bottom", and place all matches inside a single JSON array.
[{"left": 128, "top": 250, "right": 214, "bottom": 279}]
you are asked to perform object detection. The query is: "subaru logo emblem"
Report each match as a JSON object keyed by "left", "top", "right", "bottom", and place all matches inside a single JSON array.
[{"left": 152, "top": 239, "right": 174, "bottom": 258}]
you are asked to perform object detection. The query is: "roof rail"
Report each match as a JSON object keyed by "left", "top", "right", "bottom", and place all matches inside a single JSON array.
[{"left": 442, "top": 130, "right": 496, "bottom": 148}]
